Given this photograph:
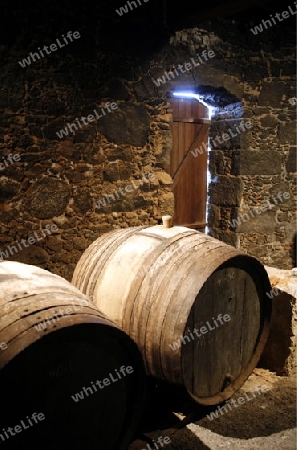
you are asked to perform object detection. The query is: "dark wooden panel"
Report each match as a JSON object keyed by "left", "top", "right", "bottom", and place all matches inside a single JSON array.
[{"left": 172, "top": 124, "right": 208, "bottom": 225}]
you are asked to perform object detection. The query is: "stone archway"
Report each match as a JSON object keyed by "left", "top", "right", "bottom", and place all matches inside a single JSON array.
[
  {"left": 147, "top": 27, "right": 251, "bottom": 245},
  {"left": 147, "top": 23, "right": 295, "bottom": 268}
]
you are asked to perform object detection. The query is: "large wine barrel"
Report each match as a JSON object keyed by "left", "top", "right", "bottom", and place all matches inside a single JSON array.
[
  {"left": 72, "top": 218, "right": 272, "bottom": 406},
  {"left": 0, "top": 261, "right": 145, "bottom": 450}
]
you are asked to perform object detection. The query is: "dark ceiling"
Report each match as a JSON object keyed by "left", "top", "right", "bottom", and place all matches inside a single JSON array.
[
  {"left": 0, "top": 0, "right": 295, "bottom": 57},
  {"left": 165, "top": 0, "right": 294, "bottom": 29}
]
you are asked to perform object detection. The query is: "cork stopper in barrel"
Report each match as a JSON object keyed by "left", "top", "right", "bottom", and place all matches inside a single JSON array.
[{"left": 162, "top": 215, "right": 173, "bottom": 228}]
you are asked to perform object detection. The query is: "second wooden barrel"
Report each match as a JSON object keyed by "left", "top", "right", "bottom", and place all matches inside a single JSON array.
[
  {"left": 72, "top": 220, "right": 272, "bottom": 406},
  {"left": 0, "top": 260, "right": 145, "bottom": 450}
]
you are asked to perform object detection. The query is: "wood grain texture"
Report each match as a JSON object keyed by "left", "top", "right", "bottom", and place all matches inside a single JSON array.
[
  {"left": 170, "top": 98, "right": 209, "bottom": 229},
  {"left": 72, "top": 224, "right": 272, "bottom": 405},
  {"left": 0, "top": 260, "right": 146, "bottom": 450}
]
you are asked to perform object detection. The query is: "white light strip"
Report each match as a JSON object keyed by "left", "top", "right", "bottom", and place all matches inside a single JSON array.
[{"left": 173, "top": 91, "right": 200, "bottom": 100}]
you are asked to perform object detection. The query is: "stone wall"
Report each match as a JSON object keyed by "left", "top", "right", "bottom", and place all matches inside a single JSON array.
[
  {"left": 259, "top": 266, "right": 297, "bottom": 376},
  {"left": 0, "top": 2, "right": 296, "bottom": 280},
  {"left": 0, "top": 2, "right": 175, "bottom": 280},
  {"left": 147, "top": 22, "right": 296, "bottom": 268}
]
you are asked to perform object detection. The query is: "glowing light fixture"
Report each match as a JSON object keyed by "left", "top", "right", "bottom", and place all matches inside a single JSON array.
[{"left": 173, "top": 91, "right": 200, "bottom": 100}]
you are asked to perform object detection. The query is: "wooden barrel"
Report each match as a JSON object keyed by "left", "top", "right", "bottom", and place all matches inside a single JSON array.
[
  {"left": 0, "top": 261, "right": 145, "bottom": 450},
  {"left": 72, "top": 220, "right": 272, "bottom": 406}
]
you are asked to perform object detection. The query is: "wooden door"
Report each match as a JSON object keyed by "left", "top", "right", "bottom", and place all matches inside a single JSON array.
[{"left": 168, "top": 98, "right": 210, "bottom": 231}]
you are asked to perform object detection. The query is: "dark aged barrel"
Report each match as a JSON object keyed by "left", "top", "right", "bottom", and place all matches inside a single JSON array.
[
  {"left": 0, "top": 261, "right": 145, "bottom": 450},
  {"left": 72, "top": 218, "right": 272, "bottom": 406}
]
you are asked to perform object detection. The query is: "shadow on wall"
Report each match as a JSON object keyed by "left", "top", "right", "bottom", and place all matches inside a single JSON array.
[{"left": 258, "top": 290, "right": 294, "bottom": 375}]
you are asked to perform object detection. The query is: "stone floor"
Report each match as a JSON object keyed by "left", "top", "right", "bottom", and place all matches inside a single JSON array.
[{"left": 129, "top": 368, "right": 296, "bottom": 450}]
